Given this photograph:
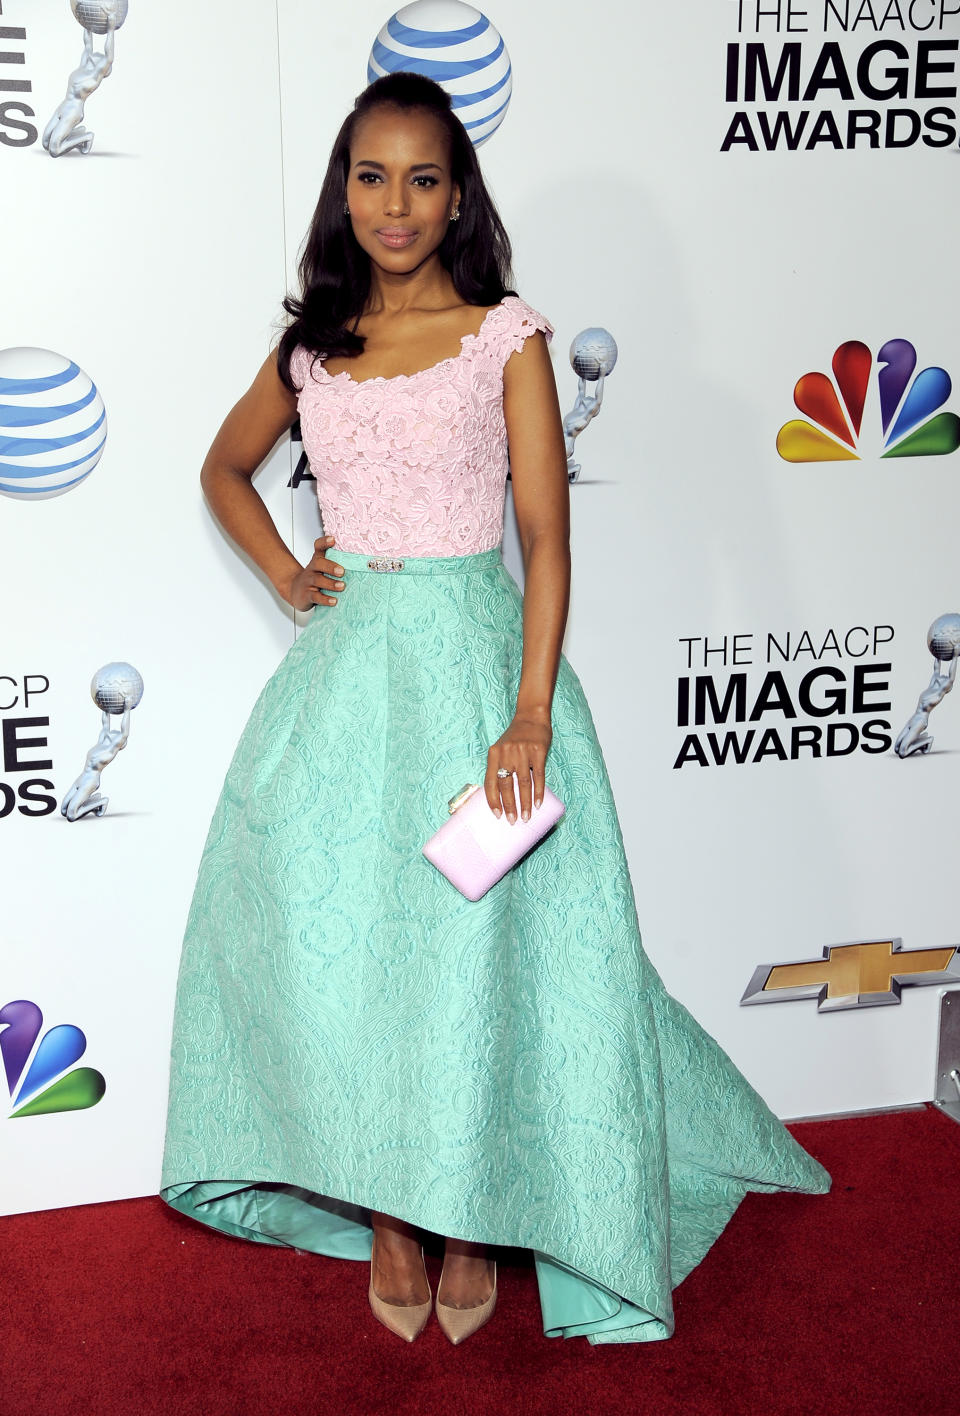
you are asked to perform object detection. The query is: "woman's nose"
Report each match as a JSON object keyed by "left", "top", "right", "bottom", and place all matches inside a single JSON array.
[{"left": 383, "top": 182, "right": 409, "bottom": 217}]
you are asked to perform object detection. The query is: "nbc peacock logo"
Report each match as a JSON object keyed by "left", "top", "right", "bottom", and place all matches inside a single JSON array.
[
  {"left": 1, "top": 999, "right": 106, "bottom": 1118},
  {"left": 777, "top": 339, "right": 960, "bottom": 463}
]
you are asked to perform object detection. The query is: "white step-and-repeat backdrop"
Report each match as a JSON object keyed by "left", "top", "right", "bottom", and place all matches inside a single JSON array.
[{"left": 2, "top": 0, "right": 958, "bottom": 1214}]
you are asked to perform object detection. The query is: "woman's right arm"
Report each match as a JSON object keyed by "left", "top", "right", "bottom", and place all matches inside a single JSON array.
[{"left": 200, "top": 350, "right": 345, "bottom": 612}]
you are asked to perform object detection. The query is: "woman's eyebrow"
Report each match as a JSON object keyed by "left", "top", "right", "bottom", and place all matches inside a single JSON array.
[{"left": 353, "top": 160, "right": 443, "bottom": 172}]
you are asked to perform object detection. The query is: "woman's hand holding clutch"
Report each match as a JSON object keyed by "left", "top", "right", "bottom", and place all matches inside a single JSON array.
[{"left": 486, "top": 712, "right": 552, "bottom": 822}]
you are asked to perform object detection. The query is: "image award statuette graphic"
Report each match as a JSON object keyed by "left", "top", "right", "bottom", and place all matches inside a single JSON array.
[
  {"left": 43, "top": 0, "right": 128, "bottom": 158},
  {"left": 61, "top": 662, "right": 143, "bottom": 821},
  {"left": 894, "top": 614, "right": 960, "bottom": 758},
  {"left": 563, "top": 329, "right": 618, "bottom": 482}
]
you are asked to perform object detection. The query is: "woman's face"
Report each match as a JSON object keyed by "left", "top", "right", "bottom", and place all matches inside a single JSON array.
[{"left": 345, "top": 105, "right": 460, "bottom": 275}]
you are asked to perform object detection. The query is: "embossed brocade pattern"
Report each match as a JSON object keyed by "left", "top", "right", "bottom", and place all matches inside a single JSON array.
[
  {"left": 290, "top": 296, "right": 554, "bottom": 556},
  {"left": 161, "top": 301, "right": 830, "bottom": 1346}
]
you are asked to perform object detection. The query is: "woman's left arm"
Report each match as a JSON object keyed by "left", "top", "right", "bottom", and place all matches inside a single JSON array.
[{"left": 486, "top": 331, "right": 571, "bottom": 824}]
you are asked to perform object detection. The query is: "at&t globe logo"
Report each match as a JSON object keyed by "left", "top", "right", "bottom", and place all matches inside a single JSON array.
[
  {"left": 0, "top": 348, "right": 106, "bottom": 499},
  {"left": 369, "top": 1, "right": 512, "bottom": 146}
]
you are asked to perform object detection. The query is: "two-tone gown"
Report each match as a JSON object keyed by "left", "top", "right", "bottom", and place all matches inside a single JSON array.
[{"left": 160, "top": 295, "right": 830, "bottom": 1344}]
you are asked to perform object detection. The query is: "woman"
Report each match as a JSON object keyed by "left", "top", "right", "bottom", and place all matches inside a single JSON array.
[{"left": 160, "top": 71, "right": 830, "bottom": 1348}]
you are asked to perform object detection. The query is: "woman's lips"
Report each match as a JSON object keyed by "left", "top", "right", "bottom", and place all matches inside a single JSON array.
[{"left": 376, "top": 228, "right": 418, "bottom": 249}]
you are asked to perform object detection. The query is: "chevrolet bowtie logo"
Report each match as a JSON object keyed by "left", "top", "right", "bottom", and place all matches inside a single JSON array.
[{"left": 741, "top": 937, "right": 960, "bottom": 1013}]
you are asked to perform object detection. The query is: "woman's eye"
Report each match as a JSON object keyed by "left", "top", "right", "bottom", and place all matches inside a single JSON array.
[{"left": 354, "top": 172, "right": 438, "bottom": 187}]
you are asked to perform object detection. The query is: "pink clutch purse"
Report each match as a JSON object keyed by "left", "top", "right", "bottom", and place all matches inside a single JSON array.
[{"left": 422, "top": 776, "right": 565, "bottom": 901}]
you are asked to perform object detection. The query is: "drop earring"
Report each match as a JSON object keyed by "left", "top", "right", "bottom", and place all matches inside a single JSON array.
[
  {"left": 343, "top": 203, "right": 350, "bottom": 216},
  {"left": 450, "top": 207, "right": 460, "bottom": 222}
]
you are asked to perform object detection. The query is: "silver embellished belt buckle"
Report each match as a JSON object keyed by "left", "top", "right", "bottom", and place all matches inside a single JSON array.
[{"left": 367, "top": 556, "right": 405, "bottom": 572}]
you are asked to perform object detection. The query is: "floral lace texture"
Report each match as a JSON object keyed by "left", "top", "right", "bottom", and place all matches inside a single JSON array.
[{"left": 290, "top": 295, "right": 554, "bottom": 556}]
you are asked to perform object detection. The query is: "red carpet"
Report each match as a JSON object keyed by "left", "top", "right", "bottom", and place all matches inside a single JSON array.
[{"left": 2, "top": 1105, "right": 956, "bottom": 1416}]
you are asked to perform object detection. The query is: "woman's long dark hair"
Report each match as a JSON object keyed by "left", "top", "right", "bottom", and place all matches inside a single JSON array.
[{"left": 276, "top": 72, "right": 515, "bottom": 389}]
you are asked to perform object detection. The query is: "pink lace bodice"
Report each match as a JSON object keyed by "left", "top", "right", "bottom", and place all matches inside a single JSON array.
[{"left": 290, "top": 295, "right": 554, "bottom": 557}]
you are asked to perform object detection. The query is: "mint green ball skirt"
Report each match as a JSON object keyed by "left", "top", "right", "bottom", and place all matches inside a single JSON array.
[{"left": 160, "top": 545, "right": 829, "bottom": 1344}]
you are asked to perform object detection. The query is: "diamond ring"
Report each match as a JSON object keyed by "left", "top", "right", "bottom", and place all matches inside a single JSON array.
[{"left": 496, "top": 767, "right": 511, "bottom": 779}]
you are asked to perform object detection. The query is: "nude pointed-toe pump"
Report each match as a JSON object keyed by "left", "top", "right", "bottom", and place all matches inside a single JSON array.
[
  {"left": 368, "top": 1235, "right": 433, "bottom": 1343},
  {"left": 435, "top": 1260, "right": 497, "bottom": 1345}
]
